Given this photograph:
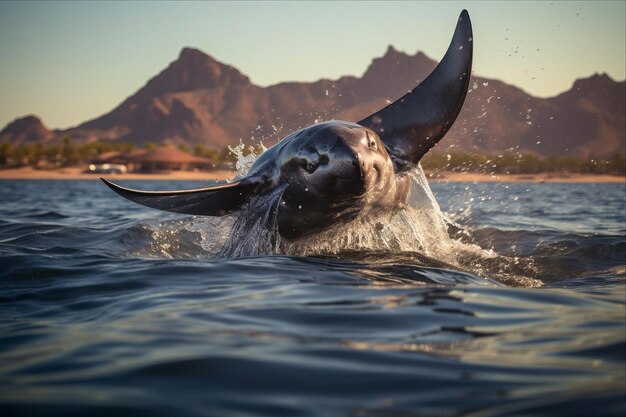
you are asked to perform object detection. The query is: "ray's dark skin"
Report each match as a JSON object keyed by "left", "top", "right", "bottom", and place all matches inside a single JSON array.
[
  {"left": 102, "top": 10, "right": 473, "bottom": 241},
  {"left": 248, "top": 121, "right": 410, "bottom": 238}
]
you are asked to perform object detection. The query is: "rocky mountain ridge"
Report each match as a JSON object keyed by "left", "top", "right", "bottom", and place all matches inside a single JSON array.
[{"left": 2, "top": 46, "right": 624, "bottom": 157}]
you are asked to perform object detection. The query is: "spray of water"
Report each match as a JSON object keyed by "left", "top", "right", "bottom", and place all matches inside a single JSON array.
[
  {"left": 228, "top": 140, "right": 267, "bottom": 178},
  {"left": 206, "top": 163, "right": 463, "bottom": 266},
  {"left": 218, "top": 186, "right": 285, "bottom": 258},
  {"left": 134, "top": 136, "right": 541, "bottom": 286},
  {"left": 279, "top": 166, "right": 459, "bottom": 264}
]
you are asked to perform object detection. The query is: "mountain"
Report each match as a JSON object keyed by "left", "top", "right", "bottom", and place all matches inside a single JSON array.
[
  {"left": 0, "top": 115, "right": 54, "bottom": 145},
  {"left": 540, "top": 74, "right": 625, "bottom": 156},
  {"left": 1, "top": 47, "right": 624, "bottom": 157},
  {"left": 449, "top": 71, "right": 625, "bottom": 157}
]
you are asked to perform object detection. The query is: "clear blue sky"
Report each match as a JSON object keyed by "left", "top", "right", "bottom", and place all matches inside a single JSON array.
[{"left": 1, "top": 1, "right": 624, "bottom": 130}]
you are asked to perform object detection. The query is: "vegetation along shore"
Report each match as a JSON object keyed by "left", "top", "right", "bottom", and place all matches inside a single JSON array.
[{"left": 1, "top": 140, "right": 623, "bottom": 182}]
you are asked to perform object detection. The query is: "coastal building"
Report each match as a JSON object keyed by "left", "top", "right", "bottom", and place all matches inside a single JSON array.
[
  {"left": 130, "top": 146, "right": 213, "bottom": 172},
  {"left": 87, "top": 146, "right": 214, "bottom": 173}
]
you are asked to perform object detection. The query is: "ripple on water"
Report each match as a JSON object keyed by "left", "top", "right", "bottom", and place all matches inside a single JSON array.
[{"left": 0, "top": 179, "right": 624, "bottom": 417}]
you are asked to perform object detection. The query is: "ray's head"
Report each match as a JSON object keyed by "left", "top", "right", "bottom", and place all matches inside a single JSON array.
[
  {"left": 271, "top": 121, "right": 403, "bottom": 239},
  {"left": 278, "top": 122, "right": 393, "bottom": 194}
]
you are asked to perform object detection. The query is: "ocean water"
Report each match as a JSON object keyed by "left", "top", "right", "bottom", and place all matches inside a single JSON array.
[{"left": 0, "top": 176, "right": 624, "bottom": 416}]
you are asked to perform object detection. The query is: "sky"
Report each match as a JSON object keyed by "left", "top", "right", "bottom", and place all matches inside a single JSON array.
[{"left": 0, "top": 1, "right": 624, "bottom": 130}]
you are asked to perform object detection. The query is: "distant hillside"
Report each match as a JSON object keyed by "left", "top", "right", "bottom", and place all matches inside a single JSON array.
[
  {"left": 0, "top": 115, "right": 54, "bottom": 145},
  {"left": 1, "top": 46, "right": 624, "bottom": 157}
]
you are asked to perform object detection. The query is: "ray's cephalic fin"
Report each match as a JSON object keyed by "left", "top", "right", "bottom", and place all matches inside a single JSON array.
[{"left": 358, "top": 9, "right": 473, "bottom": 171}]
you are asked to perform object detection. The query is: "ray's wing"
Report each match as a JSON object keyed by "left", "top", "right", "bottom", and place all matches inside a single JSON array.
[
  {"left": 358, "top": 10, "right": 473, "bottom": 169},
  {"left": 102, "top": 10, "right": 472, "bottom": 216},
  {"left": 101, "top": 177, "right": 264, "bottom": 216}
]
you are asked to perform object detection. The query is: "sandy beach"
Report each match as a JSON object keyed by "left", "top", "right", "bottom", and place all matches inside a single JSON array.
[
  {"left": 0, "top": 166, "right": 624, "bottom": 183},
  {"left": 0, "top": 166, "right": 238, "bottom": 181},
  {"left": 425, "top": 171, "right": 626, "bottom": 183}
]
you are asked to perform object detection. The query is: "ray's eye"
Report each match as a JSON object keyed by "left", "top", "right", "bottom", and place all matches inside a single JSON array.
[
  {"left": 364, "top": 130, "right": 378, "bottom": 151},
  {"left": 367, "top": 133, "right": 377, "bottom": 150}
]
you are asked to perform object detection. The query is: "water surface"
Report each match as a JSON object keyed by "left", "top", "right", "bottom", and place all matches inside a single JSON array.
[{"left": 0, "top": 178, "right": 624, "bottom": 416}]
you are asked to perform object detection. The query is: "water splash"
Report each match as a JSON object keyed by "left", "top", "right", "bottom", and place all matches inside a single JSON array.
[
  {"left": 216, "top": 165, "right": 461, "bottom": 263},
  {"left": 218, "top": 186, "right": 285, "bottom": 258},
  {"left": 280, "top": 167, "right": 457, "bottom": 260},
  {"left": 228, "top": 140, "right": 267, "bottom": 178},
  {"left": 120, "top": 218, "right": 213, "bottom": 259},
  {"left": 135, "top": 135, "right": 543, "bottom": 287}
]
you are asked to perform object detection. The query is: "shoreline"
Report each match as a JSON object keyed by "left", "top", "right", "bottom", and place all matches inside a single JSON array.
[
  {"left": 0, "top": 166, "right": 624, "bottom": 183},
  {"left": 426, "top": 171, "right": 625, "bottom": 183},
  {"left": 0, "top": 167, "right": 237, "bottom": 181}
]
